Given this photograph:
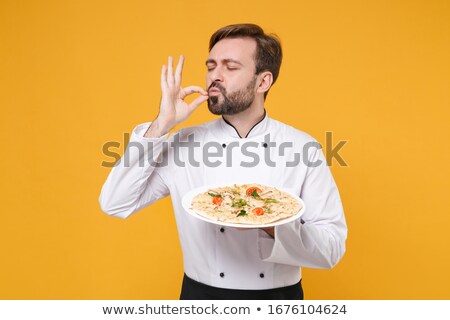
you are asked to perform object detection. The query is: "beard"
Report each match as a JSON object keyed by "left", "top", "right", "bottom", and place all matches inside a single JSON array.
[{"left": 207, "top": 77, "right": 257, "bottom": 115}]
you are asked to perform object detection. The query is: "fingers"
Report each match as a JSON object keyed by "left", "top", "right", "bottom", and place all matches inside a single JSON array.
[
  {"left": 161, "top": 55, "right": 184, "bottom": 91},
  {"left": 174, "top": 55, "right": 184, "bottom": 87},
  {"left": 160, "top": 65, "right": 168, "bottom": 91},
  {"left": 180, "top": 86, "right": 208, "bottom": 99},
  {"left": 167, "top": 56, "right": 174, "bottom": 86}
]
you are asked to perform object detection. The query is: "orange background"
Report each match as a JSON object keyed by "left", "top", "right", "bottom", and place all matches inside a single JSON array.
[{"left": 1, "top": 0, "right": 449, "bottom": 299}]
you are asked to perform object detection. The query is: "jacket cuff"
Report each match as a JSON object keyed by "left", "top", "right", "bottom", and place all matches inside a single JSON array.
[
  {"left": 132, "top": 122, "right": 170, "bottom": 142},
  {"left": 124, "top": 122, "right": 170, "bottom": 167},
  {"left": 258, "top": 221, "right": 303, "bottom": 266}
]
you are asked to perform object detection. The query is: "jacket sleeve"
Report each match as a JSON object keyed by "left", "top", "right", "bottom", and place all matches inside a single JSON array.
[
  {"left": 258, "top": 146, "right": 347, "bottom": 268},
  {"left": 99, "top": 122, "right": 171, "bottom": 219}
]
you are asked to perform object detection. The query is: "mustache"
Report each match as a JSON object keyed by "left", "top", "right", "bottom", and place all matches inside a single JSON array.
[{"left": 208, "top": 82, "right": 226, "bottom": 93}]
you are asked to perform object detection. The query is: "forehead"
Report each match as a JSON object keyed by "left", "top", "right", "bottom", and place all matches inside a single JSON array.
[{"left": 208, "top": 37, "right": 257, "bottom": 65}]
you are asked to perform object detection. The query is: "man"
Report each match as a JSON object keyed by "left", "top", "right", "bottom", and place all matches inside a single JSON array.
[{"left": 99, "top": 24, "right": 347, "bottom": 299}]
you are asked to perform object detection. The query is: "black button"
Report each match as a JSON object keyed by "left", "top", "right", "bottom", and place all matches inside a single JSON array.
[
  {"left": 260, "top": 273, "right": 265, "bottom": 278},
  {"left": 220, "top": 272, "right": 225, "bottom": 278},
  {"left": 222, "top": 143, "right": 226, "bottom": 148},
  {"left": 262, "top": 142, "right": 268, "bottom": 148},
  {"left": 220, "top": 227, "right": 225, "bottom": 233}
]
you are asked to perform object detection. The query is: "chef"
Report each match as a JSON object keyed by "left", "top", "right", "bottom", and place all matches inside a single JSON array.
[{"left": 99, "top": 23, "right": 347, "bottom": 300}]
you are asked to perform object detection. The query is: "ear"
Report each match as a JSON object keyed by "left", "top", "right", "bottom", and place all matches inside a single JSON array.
[{"left": 256, "top": 71, "right": 273, "bottom": 95}]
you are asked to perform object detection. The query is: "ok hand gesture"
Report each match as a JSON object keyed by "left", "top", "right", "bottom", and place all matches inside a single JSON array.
[{"left": 145, "top": 56, "right": 208, "bottom": 138}]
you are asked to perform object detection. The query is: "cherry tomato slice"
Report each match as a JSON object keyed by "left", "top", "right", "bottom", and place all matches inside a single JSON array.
[
  {"left": 252, "top": 207, "right": 264, "bottom": 216},
  {"left": 212, "top": 196, "right": 223, "bottom": 206}
]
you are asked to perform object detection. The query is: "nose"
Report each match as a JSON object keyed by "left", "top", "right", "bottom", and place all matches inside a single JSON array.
[{"left": 209, "top": 67, "right": 224, "bottom": 83}]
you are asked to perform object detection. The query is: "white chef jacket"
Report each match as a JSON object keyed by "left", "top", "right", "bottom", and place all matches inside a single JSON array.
[{"left": 99, "top": 111, "right": 347, "bottom": 290}]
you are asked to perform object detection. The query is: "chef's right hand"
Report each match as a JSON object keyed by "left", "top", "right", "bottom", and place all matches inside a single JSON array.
[{"left": 144, "top": 56, "right": 209, "bottom": 138}]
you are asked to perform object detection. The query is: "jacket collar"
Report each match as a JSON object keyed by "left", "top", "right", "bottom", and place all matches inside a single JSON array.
[{"left": 219, "top": 109, "right": 269, "bottom": 139}]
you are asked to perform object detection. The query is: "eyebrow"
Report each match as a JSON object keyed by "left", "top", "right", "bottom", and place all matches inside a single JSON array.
[{"left": 205, "top": 58, "right": 244, "bottom": 66}]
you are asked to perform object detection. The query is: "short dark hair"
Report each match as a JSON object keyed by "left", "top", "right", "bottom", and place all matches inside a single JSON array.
[{"left": 209, "top": 23, "right": 282, "bottom": 99}]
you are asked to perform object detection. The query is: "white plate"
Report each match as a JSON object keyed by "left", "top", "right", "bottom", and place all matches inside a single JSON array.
[{"left": 181, "top": 184, "right": 305, "bottom": 228}]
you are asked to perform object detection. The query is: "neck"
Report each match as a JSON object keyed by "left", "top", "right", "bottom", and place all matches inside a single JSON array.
[{"left": 222, "top": 103, "right": 266, "bottom": 138}]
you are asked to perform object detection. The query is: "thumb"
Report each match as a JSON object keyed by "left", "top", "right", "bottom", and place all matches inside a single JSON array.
[{"left": 187, "top": 94, "right": 209, "bottom": 114}]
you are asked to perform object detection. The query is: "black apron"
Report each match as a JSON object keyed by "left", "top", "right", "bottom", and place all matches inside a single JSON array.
[{"left": 180, "top": 273, "right": 303, "bottom": 300}]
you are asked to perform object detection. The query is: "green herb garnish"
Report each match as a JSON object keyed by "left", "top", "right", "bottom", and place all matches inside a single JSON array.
[
  {"left": 232, "top": 198, "right": 248, "bottom": 208},
  {"left": 237, "top": 210, "right": 247, "bottom": 217},
  {"left": 251, "top": 190, "right": 260, "bottom": 198},
  {"left": 264, "top": 198, "right": 279, "bottom": 203},
  {"left": 208, "top": 192, "right": 222, "bottom": 198}
]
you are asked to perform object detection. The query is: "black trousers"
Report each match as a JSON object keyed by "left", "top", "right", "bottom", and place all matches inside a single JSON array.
[{"left": 180, "top": 274, "right": 303, "bottom": 300}]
